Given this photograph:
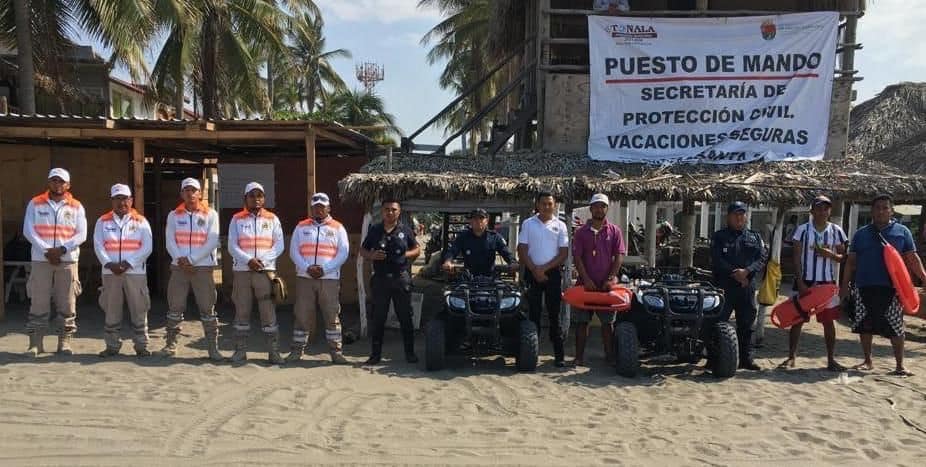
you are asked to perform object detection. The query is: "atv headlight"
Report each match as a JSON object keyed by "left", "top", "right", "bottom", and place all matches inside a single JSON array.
[
  {"left": 446, "top": 296, "right": 467, "bottom": 310},
  {"left": 702, "top": 295, "right": 720, "bottom": 311},
  {"left": 642, "top": 294, "right": 665, "bottom": 309},
  {"left": 499, "top": 296, "right": 520, "bottom": 310}
]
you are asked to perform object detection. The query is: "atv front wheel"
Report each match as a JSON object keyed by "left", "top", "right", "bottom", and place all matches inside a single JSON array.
[
  {"left": 516, "top": 320, "right": 539, "bottom": 372},
  {"left": 709, "top": 322, "right": 738, "bottom": 378},
  {"left": 425, "top": 319, "right": 447, "bottom": 371},
  {"left": 614, "top": 321, "right": 640, "bottom": 377}
]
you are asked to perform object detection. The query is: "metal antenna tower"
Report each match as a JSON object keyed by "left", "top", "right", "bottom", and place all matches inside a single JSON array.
[{"left": 355, "top": 62, "right": 385, "bottom": 92}]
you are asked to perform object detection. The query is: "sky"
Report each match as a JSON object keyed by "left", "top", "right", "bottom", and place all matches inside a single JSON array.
[{"left": 87, "top": 0, "right": 923, "bottom": 146}]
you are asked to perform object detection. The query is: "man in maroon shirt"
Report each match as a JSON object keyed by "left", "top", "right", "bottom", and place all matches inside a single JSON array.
[{"left": 572, "top": 194, "right": 626, "bottom": 366}]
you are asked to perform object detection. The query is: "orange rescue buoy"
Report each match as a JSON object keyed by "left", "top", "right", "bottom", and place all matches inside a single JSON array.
[
  {"left": 562, "top": 285, "right": 632, "bottom": 312},
  {"left": 770, "top": 284, "right": 839, "bottom": 329},
  {"left": 881, "top": 235, "right": 920, "bottom": 315}
]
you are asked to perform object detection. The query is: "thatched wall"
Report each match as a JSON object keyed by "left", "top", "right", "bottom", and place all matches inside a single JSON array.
[{"left": 339, "top": 151, "right": 926, "bottom": 208}]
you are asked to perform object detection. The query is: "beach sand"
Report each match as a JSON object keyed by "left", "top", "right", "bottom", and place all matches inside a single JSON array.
[{"left": 1, "top": 300, "right": 925, "bottom": 466}]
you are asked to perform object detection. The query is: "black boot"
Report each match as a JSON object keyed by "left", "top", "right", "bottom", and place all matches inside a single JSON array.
[
  {"left": 364, "top": 340, "right": 382, "bottom": 365},
  {"left": 403, "top": 333, "right": 417, "bottom": 364},
  {"left": 553, "top": 339, "right": 566, "bottom": 368}
]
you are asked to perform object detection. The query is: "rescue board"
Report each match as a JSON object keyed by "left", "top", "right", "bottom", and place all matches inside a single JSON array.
[
  {"left": 770, "top": 284, "right": 839, "bottom": 329},
  {"left": 563, "top": 285, "right": 632, "bottom": 312},
  {"left": 881, "top": 234, "right": 920, "bottom": 315}
]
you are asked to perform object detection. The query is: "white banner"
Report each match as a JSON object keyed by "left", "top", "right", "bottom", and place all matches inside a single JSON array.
[{"left": 588, "top": 12, "right": 838, "bottom": 164}]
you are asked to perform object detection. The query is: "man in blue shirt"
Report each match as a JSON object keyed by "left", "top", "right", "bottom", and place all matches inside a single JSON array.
[
  {"left": 711, "top": 201, "right": 768, "bottom": 371},
  {"left": 841, "top": 194, "right": 926, "bottom": 376},
  {"left": 360, "top": 199, "right": 421, "bottom": 365},
  {"left": 441, "top": 209, "right": 517, "bottom": 276}
]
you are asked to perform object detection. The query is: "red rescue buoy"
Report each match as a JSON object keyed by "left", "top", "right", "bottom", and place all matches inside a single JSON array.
[
  {"left": 562, "top": 285, "right": 632, "bottom": 312},
  {"left": 881, "top": 235, "right": 920, "bottom": 315},
  {"left": 770, "top": 284, "right": 839, "bottom": 329}
]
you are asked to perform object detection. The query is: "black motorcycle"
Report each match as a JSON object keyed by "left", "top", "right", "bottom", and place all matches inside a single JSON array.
[{"left": 424, "top": 265, "right": 538, "bottom": 371}]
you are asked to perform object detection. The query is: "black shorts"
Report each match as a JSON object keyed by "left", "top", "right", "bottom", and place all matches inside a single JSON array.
[{"left": 850, "top": 286, "right": 904, "bottom": 338}]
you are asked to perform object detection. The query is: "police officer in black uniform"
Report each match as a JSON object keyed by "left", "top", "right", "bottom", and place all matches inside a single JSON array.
[
  {"left": 711, "top": 201, "right": 769, "bottom": 371},
  {"left": 441, "top": 209, "right": 518, "bottom": 276},
  {"left": 360, "top": 199, "right": 420, "bottom": 365}
]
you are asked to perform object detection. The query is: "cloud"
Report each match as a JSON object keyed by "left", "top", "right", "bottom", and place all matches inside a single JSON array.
[{"left": 316, "top": 0, "right": 441, "bottom": 24}]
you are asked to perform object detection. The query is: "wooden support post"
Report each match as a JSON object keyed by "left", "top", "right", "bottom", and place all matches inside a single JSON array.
[
  {"left": 0, "top": 191, "right": 4, "bottom": 321},
  {"left": 154, "top": 156, "right": 165, "bottom": 294},
  {"left": 831, "top": 200, "right": 844, "bottom": 227},
  {"left": 699, "top": 201, "right": 710, "bottom": 239},
  {"left": 645, "top": 202, "right": 658, "bottom": 267},
  {"left": 713, "top": 202, "right": 723, "bottom": 232},
  {"left": 305, "top": 124, "right": 317, "bottom": 208},
  {"left": 132, "top": 137, "right": 145, "bottom": 208},
  {"left": 680, "top": 200, "right": 696, "bottom": 268},
  {"left": 535, "top": 0, "right": 550, "bottom": 149},
  {"left": 358, "top": 211, "right": 372, "bottom": 336},
  {"left": 755, "top": 208, "right": 787, "bottom": 346},
  {"left": 508, "top": 214, "right": 521, "bottom": 255},
  {"left": 848, "top": 203, "right": 860, "bottom": 237}
]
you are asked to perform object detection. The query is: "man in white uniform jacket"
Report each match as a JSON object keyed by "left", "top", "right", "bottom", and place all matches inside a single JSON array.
[
  {"left": 22, "top": 168, "right": 87, "bottom": 357},
  {"left": 227, "top": 182, "right": 285, "bottom": 364},
  {"left": 287, "top": 192, "right": 350, "bottom": 364},
  {"left": 94, "top": 184, "right": 154, "bottom": 357}
]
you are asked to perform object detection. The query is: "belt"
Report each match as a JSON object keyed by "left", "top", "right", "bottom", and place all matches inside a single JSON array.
[{"left": 375, "top": 271, "right": 407, "bottom": 279}]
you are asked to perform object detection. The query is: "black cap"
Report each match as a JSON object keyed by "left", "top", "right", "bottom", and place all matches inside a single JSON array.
[
  {"left": 727, "top": 201, "right": 747, "bottom": 214},
  {"left": 871, "top": 193, "right": 893, "bottom": 205},
  {"left": 468, "top": 208, "right": 488, "bottom": 219},
  {"left": 812, "top": 194, "right": 832, "bottom": 206}
]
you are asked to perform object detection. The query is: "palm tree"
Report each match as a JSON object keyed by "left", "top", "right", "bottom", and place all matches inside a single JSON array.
[
  {"left": 11, "top": 0, "right": 34, "bottom": 114},
  {"left": 0, "top": 0, "right": 153, "bottom": 113},
  {"left": 147, "top": 0, "right": 201, "bottom": 116},
  {"left": 148, "top": 0, "right": 319, "bottom": 120},
  {"left": 326, "top": 88, "right": 400, "bottom": 142},
  {"left": 290, "top": 13, "right": 350, "bottom": 113},
  {"left": 266, "top": 12, "right": 350, "bottom": 115},
  {"left": 419, "top": 0, "right": 493, "bottom": 149}
]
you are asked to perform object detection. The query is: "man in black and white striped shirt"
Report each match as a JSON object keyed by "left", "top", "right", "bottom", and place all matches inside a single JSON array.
[{"left": 779, "top": 195, "right": 848, "bottom": 371}]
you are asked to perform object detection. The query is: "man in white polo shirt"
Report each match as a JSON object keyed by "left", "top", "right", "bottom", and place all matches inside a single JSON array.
[{"left": 517, "top": 191, "right": 570, "bottom": 367}]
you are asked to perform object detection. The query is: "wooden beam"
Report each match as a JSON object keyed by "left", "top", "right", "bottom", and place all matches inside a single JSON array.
[
  {"left": 132, "top": 138, "right": 145, "bottom": 209},
  {"left": 0, "top": 126, "right": 309, "bottom": 140},
  {"left": 544, "top": 8, "right": 863, "bottom": 16},
  {"left": 314, "top": 126, "right": 361, "bottom": 149},
  {"left": 306, "top": 125, "right": 317, "bottom": 208}
]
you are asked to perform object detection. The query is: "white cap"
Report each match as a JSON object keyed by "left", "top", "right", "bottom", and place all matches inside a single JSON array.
[
  {"left": 180, "top": 178, "right": 201, "bottom": 191},
  {"left": 48, "top": 168, "right": 70, "bottom": 182},
  {"left": 589, "top": 193, "right": 610, "bottom": 206},
  {"left": 110, "top": 183, "right": 131, "bottom": 198},
  {"left": 244, "top": 182, "right": 264, "bottom": 195},
  {"left": 311, "top": 192, "right": 330, "bottom": 206}
]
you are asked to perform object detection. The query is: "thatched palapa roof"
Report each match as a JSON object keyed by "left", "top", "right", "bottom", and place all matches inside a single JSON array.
[
  {"left": 339, "top": 151, "right": 926, "bottom": 208},
  {"left": 848, "top": 82, "right": 926, "bottom": 156},
  {"left": 849, "top": 82, "right": 926, "bottom": 172}
]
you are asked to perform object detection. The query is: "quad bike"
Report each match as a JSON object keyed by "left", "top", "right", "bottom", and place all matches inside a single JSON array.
[
  {"left": 424, "top": 265, "right": 538, "bottom": 371},
  {"left": 615, "top": 267, "right": 738, "bottom": 378}
]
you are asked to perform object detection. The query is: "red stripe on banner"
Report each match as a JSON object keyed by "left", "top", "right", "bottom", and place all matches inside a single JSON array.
[{"left": 604, "top": 73, "right": 819, "bottom": 84}]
